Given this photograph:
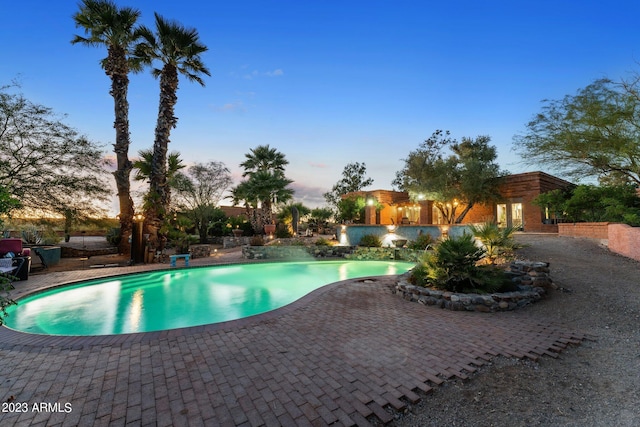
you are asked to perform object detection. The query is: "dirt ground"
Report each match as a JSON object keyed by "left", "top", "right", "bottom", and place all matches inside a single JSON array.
[{"left": 393, "top": 234, "right": 640, "bottom": 427}]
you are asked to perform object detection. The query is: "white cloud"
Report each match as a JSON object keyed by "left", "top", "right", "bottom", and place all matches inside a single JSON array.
[
  {"left": 235, "top": 67, "right": 284, "bottom": 79},
  {"left": 265, "top": 69, "right": 284, "bottom": 77},
  {"left": 211, "top": 101, "right": 245, "bottom": 112}
]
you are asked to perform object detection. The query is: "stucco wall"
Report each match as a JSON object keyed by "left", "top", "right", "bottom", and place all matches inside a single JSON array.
[{"left": 608, "top": 223, "right": 640, "bottom": 262}]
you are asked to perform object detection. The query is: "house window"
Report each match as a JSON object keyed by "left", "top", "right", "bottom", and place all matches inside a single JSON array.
[
  {"left": 497, "top": 201, "right": 523, "bottom": 229},
  {"left": 497, "top": 204, "right": 507, "bottom": 228},
  {"left": 511, "top": 203, "right": 523, "bottom": 230}
]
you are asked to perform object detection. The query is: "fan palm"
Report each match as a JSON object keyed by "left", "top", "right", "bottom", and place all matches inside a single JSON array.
[
  {"left": 133, "top": 13, "right": 210, "bottom": 247},
  {"left": 72, "top": 0, "right": 142, "bottom": 254},
  {"left": 232, "top": 170, "right": 294, "bottom": 233},
  {"left": 240, "top": 145, "right": 289, "bottom": 176}
]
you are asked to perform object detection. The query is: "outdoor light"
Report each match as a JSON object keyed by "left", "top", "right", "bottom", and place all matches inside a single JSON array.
[
  {"left": 367, "top": 198, "right": 374, "bottom": 206},
  {"left": 387, "top": 225, "right": 396, "bottom": 233}
]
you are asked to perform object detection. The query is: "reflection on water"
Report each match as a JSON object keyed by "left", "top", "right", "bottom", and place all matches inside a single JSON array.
[{"left": 5, "top": 261, "right": 414, "bottom": 336}]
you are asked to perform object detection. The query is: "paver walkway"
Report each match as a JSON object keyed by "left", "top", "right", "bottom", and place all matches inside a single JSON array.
[{"left": 0, "top": 252, "right": 586, "bottom": 426}]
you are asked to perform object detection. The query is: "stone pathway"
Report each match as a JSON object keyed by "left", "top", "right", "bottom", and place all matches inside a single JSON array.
[{"left": 0, "top": 252, "right": 587, "bottom": 426}]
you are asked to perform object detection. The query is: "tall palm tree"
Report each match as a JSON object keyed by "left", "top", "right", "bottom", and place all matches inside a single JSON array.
[
  {"left": 240, "top": 144, "right": 289, "bottom": 176},
  {"left": 133, "top": 13, "right": 210, "bottom": 248},
  {"left": 72, "top": 0, "right": 142, "bottom": 255},
  {"left": 233, "top": 146, "right": 294, "bottom": 233}
]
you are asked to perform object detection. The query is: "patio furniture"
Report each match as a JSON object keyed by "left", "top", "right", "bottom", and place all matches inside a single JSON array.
[{"left": 0, "top": 239, "right": 31, "bottom": 280}]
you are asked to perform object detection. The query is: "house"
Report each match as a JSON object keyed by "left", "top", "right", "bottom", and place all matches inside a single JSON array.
[{"left": 343, "top": 171, "right": 573, "bottom": 232}]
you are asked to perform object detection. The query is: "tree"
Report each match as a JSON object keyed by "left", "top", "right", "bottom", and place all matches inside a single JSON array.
[
  {"left": 173, "top": 161, "right": 232, "bottom": 243},
  {"left": 536, "top": 184, "right": 640, "bottom": 225},
  {"left": 240, "top": 144, "right": 288, "bottom": 175},
  {"left": 393, "top": 130, "right": 504, "bottom": 224},
  {"left": 0, "top": 87, "right": 111, "bottom": 219},
  {"left": 308, "top": 207, "right": 333, "bottom": 234},
  {"left": 231, "top": 170, "right": 294, "bottom": 234},
  {"left": 276, "top": 202, "right": 311, "bottom": 235},
  {"left": 231, "top": 146, "right": 294, "bottom": 234},
  {"left": 514, "top": 78, "right": 640, "bottom": 186},
  {"left": 335, "top": 195, "right": 366, "bottom": 223},
  {"left": 133, "top": 13, "right": 210, "bottom": 249},
  {"left": 72, "top": 0, "right": 143, "bottom": 254},
  {"left": 324, "top": 162, "right": 374, "bottom": 208}
]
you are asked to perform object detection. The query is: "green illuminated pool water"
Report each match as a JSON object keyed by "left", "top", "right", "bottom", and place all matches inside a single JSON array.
[{"left": 4, "top": 260, "right": 413, "bottom": 336}]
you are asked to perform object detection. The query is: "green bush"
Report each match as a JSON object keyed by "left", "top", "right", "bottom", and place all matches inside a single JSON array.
[
  {"left": 359, "top": 234, "right": 382, "bottom": 247},
  {"left": 105, "top": 227, "right": 122, "bottom": 246},
  {"left": 407, "top": 233, "right": 436, "bottom": 250},
  {"left": 412, "top": 233, "right": 511, "bottom": 293},
  {"left": 275, "top": 223, "right": 293, "bottom": 238},
  {"left": 315, "top": 237, "right": 332, "bottom": 246}
]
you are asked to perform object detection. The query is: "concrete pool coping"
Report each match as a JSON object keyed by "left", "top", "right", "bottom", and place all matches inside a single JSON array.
[{"left": 0, "top": 252, "right": 589, "bottom": 426}]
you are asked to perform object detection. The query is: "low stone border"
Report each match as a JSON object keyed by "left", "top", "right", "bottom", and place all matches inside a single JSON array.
[{"left": 395, "top": 261, "right": 554, "bottom": 312}]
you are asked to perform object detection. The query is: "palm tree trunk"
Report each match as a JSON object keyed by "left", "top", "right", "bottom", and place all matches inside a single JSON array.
[
  {"left": 108, "top": 46, "right": 135, "bottom": 255},
  {"left": 145, "top": 64, "right": 179, "bottom": 251}
]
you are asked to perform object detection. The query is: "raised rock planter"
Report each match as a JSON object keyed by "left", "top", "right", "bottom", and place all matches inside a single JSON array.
[
  {"left": 395, "top": 261, "right": 554, "bottom": 312},
  {"left": 345, "top": 247, "right": 424, "bottom": 262},
  {"left": 189, "top": 244, "right": 211, "bottom": 259}
]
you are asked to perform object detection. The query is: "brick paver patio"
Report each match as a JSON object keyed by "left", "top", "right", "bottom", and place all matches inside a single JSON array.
[{"left": 0, "top": 254, "right": 587, "bottom": 426}]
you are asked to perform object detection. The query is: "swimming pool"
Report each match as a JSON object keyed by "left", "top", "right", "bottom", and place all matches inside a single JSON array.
[{"left": 4, "top": 260, "right": 414, "bottom": 336}]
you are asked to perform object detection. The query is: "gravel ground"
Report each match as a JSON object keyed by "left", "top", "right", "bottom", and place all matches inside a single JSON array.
[{"left": 393, "top": 234, "right": 640, "bottom": 427}]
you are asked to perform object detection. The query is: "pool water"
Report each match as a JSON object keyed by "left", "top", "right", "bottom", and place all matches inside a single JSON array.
[{"left": 4, "top": 260, "right": 414, "bottom": 336}]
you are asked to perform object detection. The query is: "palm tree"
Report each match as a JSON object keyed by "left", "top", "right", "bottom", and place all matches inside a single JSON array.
[
  {"left": 233, "top": 146, "right": 294, "bottom": 233},
  {"left": 232, "top": 171, "right": 294, "bottom": 233},
  {"left": 72, "top": 0, "right": 142, "bottom": 255},
  {"left": 240, "top": 145, "right": 289, "bottom": 176},
  {"left": 132, "top": 149, "right": 185, "bottom": 192},
  {"left": 133, "top": 13, "right": 210, "bottom": 248}
]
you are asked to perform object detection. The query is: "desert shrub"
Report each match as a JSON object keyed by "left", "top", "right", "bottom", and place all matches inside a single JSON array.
[
  {"left": 315, "top": 237, "right": 332, "bottom": 246},
  {"left": 275, "top": 223, "right": 293, "bottom": 238},
  {"left": 41, "top": 227, "right": 61, "bottom": 245},
  {"left": 21, "top": 224, "right": 42, "bottom": 245},
  {"left": 412, "top": 233, "right": 511, "bottom": 293},
  {"left": 359, "top": 234, "right": 382, "bottom": 247},
  {"left": 407, "top": 233, "right": 436, "bottom": 250}
]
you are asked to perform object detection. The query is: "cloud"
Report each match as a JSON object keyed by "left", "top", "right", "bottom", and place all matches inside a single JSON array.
[
  {"left": 211, "top": 101, "right": 245, "bottom": 112},
  {"left": 265, "top": 69, "right": 284, "bottom": 77},
  {"left": 309, "top": 162, "right": 328, "bottom": 168},
  {"left": 236, "top": 68, "right": 284, "bottom": 80},
  {"left": 289, "top": 182, "right": 328, "bottom": 208}
]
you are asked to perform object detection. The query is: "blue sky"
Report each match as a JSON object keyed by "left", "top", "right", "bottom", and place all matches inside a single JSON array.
[{"left": 2, "top": 0, "right": 640, "bottom": 212}]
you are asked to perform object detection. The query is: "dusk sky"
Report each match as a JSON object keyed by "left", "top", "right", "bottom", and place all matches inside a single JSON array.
[{"left": 2, "top": 0, "right": 640, "bottom": 213}]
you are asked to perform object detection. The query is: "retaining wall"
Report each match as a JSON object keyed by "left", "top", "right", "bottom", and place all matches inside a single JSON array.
[
  {"left": 608, "top": 223, "right": 640, "bottom": 262},
  {"left": 558, "top": 222, "right": 610, "bottom": 240}
]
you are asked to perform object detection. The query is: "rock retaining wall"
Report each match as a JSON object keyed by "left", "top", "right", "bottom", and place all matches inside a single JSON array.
[
  {"left": 242, "top": 245, "right": 355, "bottom": 259},
  {"left": 345, "top": 247, "right": 425, "bottom": 262},
  {"left": 395, "top": 261, "right": 554, "bottom": 312},
  {"left": 189, "top": 244, "right": 211, "bottom": 259}
]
